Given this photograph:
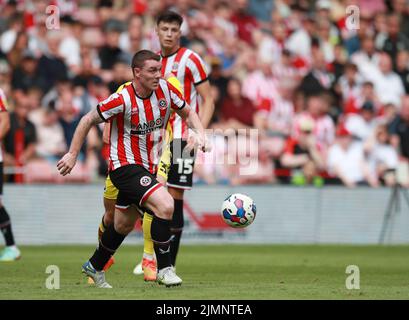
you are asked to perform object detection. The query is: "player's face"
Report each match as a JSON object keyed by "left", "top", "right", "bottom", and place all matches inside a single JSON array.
[
  {"left": 138, "top": 59, "right": 162, "bottom": 91},
  {"left": 156, "top": 21, "right": 181, "bottom": 52}
]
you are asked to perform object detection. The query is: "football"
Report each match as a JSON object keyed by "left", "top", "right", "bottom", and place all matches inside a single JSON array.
[{"left": 221, "top": 193, "right": 256, "bottom": 228}]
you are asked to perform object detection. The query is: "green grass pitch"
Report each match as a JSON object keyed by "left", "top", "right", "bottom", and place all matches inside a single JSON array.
[{"left": 0, "top": 244, "right": 408, "bottom": 299}]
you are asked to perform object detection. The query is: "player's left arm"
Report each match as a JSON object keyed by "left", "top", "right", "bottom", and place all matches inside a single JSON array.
[
  {"left": 195, "top": 80, "right": 215, "bottom": 129},
  {"left": 57, "top": 109, "right": 106, "bottom": 176},
  {"left": 176, "top": 105, "right": 210, "bottom": 152}
]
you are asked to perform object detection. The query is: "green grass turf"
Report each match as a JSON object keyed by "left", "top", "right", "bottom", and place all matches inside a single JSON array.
[{"left": 0, "top": 244, "right": 408, "bottom": 300}]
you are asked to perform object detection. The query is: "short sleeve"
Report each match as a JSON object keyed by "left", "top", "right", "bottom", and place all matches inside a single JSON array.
[
  {"left": 168, "top": 82, "right": 186, "bottom": 111},
  {"left": 0, "top": 89, "right": 8, "bottom": 112},
  {"left": 97, "top": 92, "right": 125, "bottom": 121},
  {"left": 187, "top": 52, "right": 208, "bottom": 85}
]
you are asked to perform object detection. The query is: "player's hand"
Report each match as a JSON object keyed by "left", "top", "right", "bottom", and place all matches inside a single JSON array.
[
  {"left": 57, "top": 152, "right": 77, "bottom": 176},
  {"left": 198, "top": 134, "right": 211, "bottom": 153},
  {"left": 185, "top": 131, "right": 211, "bottom": 153}
]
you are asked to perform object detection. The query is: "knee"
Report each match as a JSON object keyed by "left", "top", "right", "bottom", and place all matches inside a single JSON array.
[
  {"left": 104, "top": 210, "right": 115, "bottom": 226},
  {"left": 114, "top": 213, "right": 134, "bottom": 235},
  {"left": 157, "top": 198, "right": 174, "bottom": 219},
  {"left": 115, "top": 221, "right": 134, "bottom": 235}
]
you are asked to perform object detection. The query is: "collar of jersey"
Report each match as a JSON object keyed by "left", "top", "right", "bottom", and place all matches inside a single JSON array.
[
  {"left": 161, "top": 46, "right": 182, "bottom": 58},
  {"left": 132, "top": 82, "right": 153, "bottom": 100}
]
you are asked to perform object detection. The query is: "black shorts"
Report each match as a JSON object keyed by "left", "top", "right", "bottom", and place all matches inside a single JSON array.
[
  {"left": 0, "top": 162, "right": 3, "bottom": 196},
  {"left": 109, "top": 165, "right": 161, "bottom": 209},
  {"left": 167, "top": 139, "right": 196, "bottom": 190}
]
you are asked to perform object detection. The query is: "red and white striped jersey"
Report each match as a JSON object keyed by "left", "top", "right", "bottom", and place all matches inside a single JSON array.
[
  {"left": 97, "top": 79, "right": 185, "bottom": 174},
  {"left": 160, "top": 47, "right": 208, "bottom": 139},
  {"left": 0, "top": 88, "right": 8, "bottom": 163}
]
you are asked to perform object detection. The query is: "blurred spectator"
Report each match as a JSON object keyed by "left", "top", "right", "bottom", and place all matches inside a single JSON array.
[
  {"left": 230, "top": 0, "right": 259, "bottom": 45},
  {"left": 37, "top": 31, "right": 68, "bottom": 93},
  {"left": 119, "top": 14, "right": 147, "bottom": 54},
  {"left": 391, "top": 0, "right": 409, "bottom": 38},
  {"left": 344, "top": 101, "right": 378, "bottom": 141},
  {"left": 58, "top": 16, "right": 83, "bottom": 76},
  {"left": 379, "top": 13, "right": 409, "bottom": 66},
  {"left": 7, "top": 31, "right": 30, "bottom": 68},
  {"left": 213, "top": 1, "right": 237, "bottom": 39},
  {"left": 335, "top": 62, "right": 363, "bottom": 114},
  {"left": 298, "top": 49, "right": 334, "bottom": 97},
  {"left": 281, "top": 116, "right": 325, "bottom": 187},
  {"left": 390, "top": 95, "right": 409, "bottom": 161},
  {"left": 98, "top": 19, "right": 128, "bottom": 71},
  {"left": 227, "top": 134, "right": 274, "bottom": 185},
  {"left": 355, "top": 81, "right": 382, "bottom": 114},
  {"left": 11, "top": 49, "right": 45, "bottom": 92},
  {"left": 208, "top": 57, "right": 229, "bottom": 115},
  {"left": 396, "top": 50, "right": 409, "bottom": 93},
  {"left": 285, "top": 13, "right": 316, "bottom": 61},
  {"left": 292, "top": 94, "right": 335, "bottom": 158},
  {"left": 248, "top": 0, "right": 273, "bottom": 23},
  {"left": 29, "top": 103, "right": 67, "bottom": 163},
  {"left": 0, "top": 12, "right": 23, "bottom": 54},
  {"left": 327, "top": 126, "right": 378, "bottom": 188},
  {"left": 254, "top": 79, "right": 295, "bottom": 159},
  {"left": 242, "top": 55, "right": 280, "bottom": 105},
  {"left": 365, "top": 124, "right": 399, "bottom": 187},
  {"left": 108, "top": 60, "right": 133, "bottom": 93},
  {"left": 255, "top": 22, "right": 287, "bottom": 66},
  {"left": 212, "top": 78, "right": 256, "bottom": 130},
  {"left": 3, "top": 94, "right": 37, "bottom": 181},
  {"left": 351, "top": 35, "right": 381, "bottom": 81},
  {"left": 371, "top": 52, "right": 405, "bottom": 107}
]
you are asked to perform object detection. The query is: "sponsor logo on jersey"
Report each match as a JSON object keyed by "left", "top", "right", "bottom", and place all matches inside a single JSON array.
[{"left": 131, "top": 118, "right": 164, "bottom": 135}]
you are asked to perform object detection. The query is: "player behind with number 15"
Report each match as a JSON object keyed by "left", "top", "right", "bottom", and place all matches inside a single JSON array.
[{"left": 133, "top": 10, "right": 215, "bottom": 277}]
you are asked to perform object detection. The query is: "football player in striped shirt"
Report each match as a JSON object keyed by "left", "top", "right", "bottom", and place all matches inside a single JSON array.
[
  {"left": 0, "top": 88, "right": 21, "bottom": 262},
  {"left": 58, "top": 50, "right": 209, "bottom": 288},
  {"left": 89, "top": 76, "right": 182, "bottom": 284}
]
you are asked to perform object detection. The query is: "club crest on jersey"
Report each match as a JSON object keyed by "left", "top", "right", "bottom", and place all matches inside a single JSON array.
[
  {"left": 158, "top": 99, "right": 167, "bottom": 110},
  {"left": 172, "top": 62, "right": 179, "bottom": 72},
  {"left": 140, "top": 176, "right": 152, "bottom": 187}
]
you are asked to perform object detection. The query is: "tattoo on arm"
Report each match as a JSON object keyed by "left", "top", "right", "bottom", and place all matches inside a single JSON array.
[{"left": 89, "top": 109, "right": 105, "bottom": 125}]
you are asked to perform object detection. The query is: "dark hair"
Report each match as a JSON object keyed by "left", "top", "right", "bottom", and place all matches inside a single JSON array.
[
  {"left": 131, "top": 50, "right": 160, "bottom": 70},
  {"left": 156, "top": 10, "right": 183, "bottom": 27}
]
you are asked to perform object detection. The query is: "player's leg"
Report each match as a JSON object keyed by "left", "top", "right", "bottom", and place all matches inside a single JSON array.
[
  {"left": 167, "top": 187, "right": 184, "bottom": 268},
  {"left": 88, "top": 177, "right": 117, "bottom": 284},
  {"left": 88, "top": 197, "right": 116, "bottom": 284},
  {"left": 166, "top": 139, "right": 195, "bottom": 268},
  {"left": 83, "top": 205, "right": 139, "bottom": 288},
  {"left": 0, "top": 162, "right": 20, "bottom": 262},
  {"left": 134, "top": 146, "right": 171, "bottom": 279},
  {"left": 143, "top": 185, "right": 183, "bottom": 286}
]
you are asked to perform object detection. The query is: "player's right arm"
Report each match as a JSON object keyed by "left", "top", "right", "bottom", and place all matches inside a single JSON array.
[
  {"left": 58, "top": 93, "right": 124, "bottom": 176},
  {"left": 0, "top": 90, "right": 10, "bottom": 139},
  {"left": 57, "top": 109, "right": 105, "bottom": 176}
]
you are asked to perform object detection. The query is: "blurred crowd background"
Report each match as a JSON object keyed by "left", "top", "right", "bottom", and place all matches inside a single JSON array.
[{"left": 0, "top": 0, "right": 408, "bottom": 188}]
